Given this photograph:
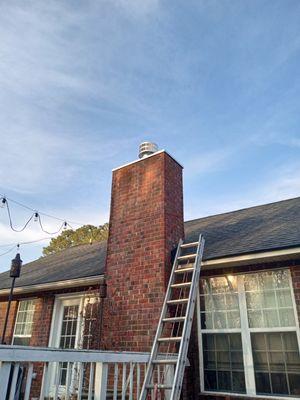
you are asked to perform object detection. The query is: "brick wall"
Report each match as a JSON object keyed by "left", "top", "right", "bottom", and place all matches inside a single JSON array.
[
  {"left": 101, "top": 151, "right": 184, "bottom": 352},
  {"left": 0, "top": 300, "right": 18, "bottom": 344}
]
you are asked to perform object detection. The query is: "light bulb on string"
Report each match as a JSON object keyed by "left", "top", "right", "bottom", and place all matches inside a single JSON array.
[{"left": 0, "top": 197, "right": 6, "bottom": 208}]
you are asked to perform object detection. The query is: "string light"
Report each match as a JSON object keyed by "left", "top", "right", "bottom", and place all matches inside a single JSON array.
[
  {"left": 0, "top": 197, "right": 6, "bottom": 208},
  {"left": 0, "top": 194, "right": 103, "bottom": 258},
  {"left": 0, "top": 195, "right": 83, "bottom": 236},
  {"left": 0, "top": 194, "right": 86, "bottom": 226}
]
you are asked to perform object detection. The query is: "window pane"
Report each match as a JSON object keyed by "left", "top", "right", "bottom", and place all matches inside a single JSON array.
[
  {"left": 204, "top": 370, "right": 217, "bottom": 391},
  {"left": 59, "top": 305, "right": 79, "bottom": 350},
  {"left": 245, "top": 270, "right": 295, "bottom": 328},
  {"left": 271, "top": 373, "right": 288, "bottom": 395},
  {"left": 252, "top": 332, "right": 300, "bottom": 396},
  {"left": 13, "top": 300, "right": 35, "bottom": 346},
  {"left": 255, "top": 372, "right": 271, "bottom": 394},
  {"left": 232, "top": 371, "right": 246, "bottom": 392},
  {"left": 12, "top": 336, "right": 31, "bottom": 345},
  {"left": 202, "top": 333, "right": 246, "bottom": 394},
  {"left": 200, "top": 276, "right": 240, "bottom": 329}
]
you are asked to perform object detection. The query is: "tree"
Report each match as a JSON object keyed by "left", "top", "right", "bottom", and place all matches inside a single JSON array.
[{"left": 42, "top": 223, "right": 109, "bottom": 256}]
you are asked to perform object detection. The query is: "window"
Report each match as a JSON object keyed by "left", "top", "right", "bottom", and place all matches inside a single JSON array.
[
  {"left": 59, "top": 304, "right": 80, "bottom": 385},
  {"left": 199, "top": 270, "right": 300, "bottom": 398},
  {"left": 13, "top": 300, "right": 35, "bottom": 345}
]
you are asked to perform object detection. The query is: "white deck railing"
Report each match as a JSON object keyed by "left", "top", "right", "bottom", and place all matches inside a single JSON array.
[{"left": 0, "top": 345, "right": 175, "bottom": 400}]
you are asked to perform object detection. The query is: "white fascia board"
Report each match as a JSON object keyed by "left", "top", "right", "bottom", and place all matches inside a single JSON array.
[
  {"left": 202, "top": 246, "right": 300, "bottom": 269},
  {"left": 0, "top": 275, "right": 103, "bottom": 296}
]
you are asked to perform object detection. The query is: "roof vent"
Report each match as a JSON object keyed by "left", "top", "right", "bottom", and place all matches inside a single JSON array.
[{"left": 139, "top": 142, "right": 158, "bottom": 159}]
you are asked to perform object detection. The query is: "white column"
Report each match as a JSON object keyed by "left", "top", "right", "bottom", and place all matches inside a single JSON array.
[
  {"left": 0, "top": 362, "right": 12, "bottom": 400},
  {"left": 94, "top": 362, "right": 108, "bottom": 400}
]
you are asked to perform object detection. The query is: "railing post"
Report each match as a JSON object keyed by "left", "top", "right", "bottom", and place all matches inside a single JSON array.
[
  {"left": 24, "top": 363, "right": 34, "bottom": 400},
  {"left": 164, "top": 364, "right": 174, "bottom": 400},
  {"left": 94, "top": 362, "right": 108, "bottom": 400},
  {"left": 8, "top": 363, "right": 20, "bottom": 400},
  {"left": 0, "top": 362, "right": 12, "bottom": 400},
  {"left": 40, "top": 362, "right": 48, "bottom": 400}
]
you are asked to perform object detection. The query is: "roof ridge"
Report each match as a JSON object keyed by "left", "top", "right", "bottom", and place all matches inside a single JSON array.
[{"left": 184, "top": 196, "right": 300, "bottom": 224}]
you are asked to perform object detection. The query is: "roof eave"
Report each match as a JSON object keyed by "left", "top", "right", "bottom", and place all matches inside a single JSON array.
[
  {"left": 202, "top": 246, "right": 300, "bottom": 269},
  {"left": 0, "top": 275, "right": 104, "bottom": 297},
  {"left": 0, "top": 247, "right": 299, "bottom": 297}
]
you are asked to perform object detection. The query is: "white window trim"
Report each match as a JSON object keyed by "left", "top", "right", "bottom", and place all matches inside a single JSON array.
[
  {"left": 12, "top": 298, "right": 36, "bottom": 344},
  {"left": 197, "top": 268, "right": 300, "bottom": 400}
]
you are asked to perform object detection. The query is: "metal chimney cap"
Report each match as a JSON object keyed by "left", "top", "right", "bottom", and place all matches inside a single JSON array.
[{"left": 139, "top": 142, "right": 159, "bottom": 159}]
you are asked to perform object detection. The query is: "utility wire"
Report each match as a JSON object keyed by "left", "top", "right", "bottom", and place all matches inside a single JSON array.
[
  {"left": 0, "top": 237, "right": 54, "bottom": 248},
  {"left": 0, "top": 236, "right": 63, "bottom": 258}
]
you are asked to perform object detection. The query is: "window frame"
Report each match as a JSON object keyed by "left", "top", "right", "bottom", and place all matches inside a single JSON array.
[
  {"left": 198, "top": 268, "right": 300, "bottom": 399},
  {"left": 12, "top": 298, "right": 36, "bottom": 345}
]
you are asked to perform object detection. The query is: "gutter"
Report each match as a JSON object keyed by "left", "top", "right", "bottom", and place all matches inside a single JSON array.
[
  {"left": 0, "top": 247, "right": 299, "bottom": 296},
  {"left": 0, "top": 275, "right": 103, "bottom": 297},
  {"left": 202, "top": 246, "right": 300, "bottom": 269}
]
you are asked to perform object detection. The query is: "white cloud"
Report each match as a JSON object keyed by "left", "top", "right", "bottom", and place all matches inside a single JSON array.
[
  {"left": 185, "top": 160, "right": 300, "bottom": 220},
  {"left": 184, "top": 147, "right": 235, "bottom": 179}
]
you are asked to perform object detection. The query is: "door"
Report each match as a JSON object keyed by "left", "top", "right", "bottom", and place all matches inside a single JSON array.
[{"left": 48, "top": 297, "right": 83, "bottom": 396}]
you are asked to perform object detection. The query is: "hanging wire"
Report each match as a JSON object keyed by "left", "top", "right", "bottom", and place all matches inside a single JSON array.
[
  {"left": 0, "top": 195, "right": 80, "bottom": 235},
  {"left": 0, "top": 236, "right": 65, "bottom": 258},
  {"left": 5, "top": 199, "right": 35, "bottom": 232},
  {"left": 0, "top": 237, "right": 53, "bottom": 248},
  {"left": 0, "top": 194, "right": 86, "bottom": 226},
  {"left": 37, "top": 214, "right": 73, "bottom": 235},
  {"left": 0, "top": 245, "right": 18, "bottom": 257}
]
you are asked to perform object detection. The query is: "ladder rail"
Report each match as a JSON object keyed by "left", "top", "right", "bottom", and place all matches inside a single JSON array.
[
  {"left": 139, "top": 235, "right": 205, "bottom": 400},
  {"left": 170, "top": 234, "right": 205, "bottom": 400},
  {"left": 139, "top": 238, "right": 183, "bottom": 400}
]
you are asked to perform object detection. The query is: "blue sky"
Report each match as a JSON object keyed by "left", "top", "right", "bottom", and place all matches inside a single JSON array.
[{"left": 0, "top": 0, "right": 299, "bottom": 272}]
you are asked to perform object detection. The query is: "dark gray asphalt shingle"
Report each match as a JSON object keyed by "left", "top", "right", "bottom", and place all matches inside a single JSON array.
[
  {"left": 0, "top": 197, "right": 299, "bottom": 291},
  {"left": 0, "top": 241, "right": 106, "bottom": 290},
  {"left": 185, "top": 197, "right": 300, "bottom": 260}
]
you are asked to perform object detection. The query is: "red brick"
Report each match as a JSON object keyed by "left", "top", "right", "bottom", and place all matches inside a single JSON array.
[{"left": 101, "top": 152, "right": 184, "bottom": 352}]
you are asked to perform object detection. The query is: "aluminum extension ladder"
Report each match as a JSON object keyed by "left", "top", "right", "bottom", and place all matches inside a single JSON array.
[{"left": 139, "top": 234, "right": 205, "bottom": 400}]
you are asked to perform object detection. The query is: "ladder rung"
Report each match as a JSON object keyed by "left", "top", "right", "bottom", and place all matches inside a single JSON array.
[
  {"left": 180, "top": 241, "right": 199, "bottom": 248},
  {"left": 146, "top": 384, "right": 173, "bottom": 390},
  {"left": 167, "top": 298, "right": 189, "bottom": 305},
  {"left": 175, "top": 267, "right": 194, "bottom": 274},
  {"left": 177, "top": 254, "right": 197, "bottom": 261},
  {"left": 171, "top": 282, "right": 192, "bottom": 288},
  {"left": 158, "top": 337, "right": 182, "bottom": 342},
  {"left": 152, "top": 359, "right": 177, "bottom": 364},
  {"left": 163, "top": 316, "right": 186, "bottom": 323}
]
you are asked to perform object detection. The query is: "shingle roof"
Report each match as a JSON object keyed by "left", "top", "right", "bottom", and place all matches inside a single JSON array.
[
  {"left": 0, "top": 242, "right": 107, "bottom": 290},
  {"left": 0, "top": 197, "right": 299, "bottom": 291},
  {"left": 185, "top": 197, "right": 300, "bottom": 260}
]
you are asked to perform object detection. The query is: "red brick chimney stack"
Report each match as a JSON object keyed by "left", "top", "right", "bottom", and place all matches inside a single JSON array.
[{"left": 101, "top": 144, "right": 184, "bottom": 352}]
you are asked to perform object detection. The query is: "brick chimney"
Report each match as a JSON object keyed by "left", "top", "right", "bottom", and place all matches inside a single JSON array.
[{"left": 101, "top": 144, "right": 184, "bottom": 352}]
